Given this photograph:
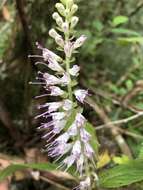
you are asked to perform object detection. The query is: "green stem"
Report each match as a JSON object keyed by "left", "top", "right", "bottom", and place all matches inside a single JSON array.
[
  {"left": 64, "top": 6, "right": 73, "bottom": 101},
  {"left": 65, "top": 56, "right": 73, "bottom": 101}
]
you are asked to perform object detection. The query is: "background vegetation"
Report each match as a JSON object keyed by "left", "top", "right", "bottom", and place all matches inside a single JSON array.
[{"left": 1, "top": 0, "right": 143, "bottom": 189}]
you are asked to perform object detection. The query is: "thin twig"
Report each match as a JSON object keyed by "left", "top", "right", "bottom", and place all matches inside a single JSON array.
[
  {"left": 129, "top": 2, "right": 143, "bottom": 17},
  {"left": 116, "top": 127, "right": 143, "bottom": 140},
  {"left": 87, "top": 97, "right": 133, "bottom": 158},
  {"left": 96, "top": 112, "right": 143, "bottom": 130},
  {"left": 40, "top": 176, "right": 71, "bottom": 190}
]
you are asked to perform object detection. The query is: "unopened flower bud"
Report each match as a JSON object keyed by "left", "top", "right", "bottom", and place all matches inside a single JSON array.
[
  {"left": 52, "top": 12, "right": 60, "bottom": 20},
  {"left": 55, "top": 3, "right": 66, "bottom": 17},
  {"left": 73, "top": 35, "right": 87, "bottom": 49},
  {"left": 49, "top": 29, "right": 60, "bottom": 39},
  {"left": 71, "top": 16, "right": 79, "bottom": 28},
  {"left": 71, "top": 4, "right": 78, "bottom": 14},
  {"left": 56, "top": 17, "right": 63, "bottom": 27},
  {"left": 55, "top": 36, "right": 64, "bottom": 48},
  {"left": 62, "top": 22, "right": 69, "bottom": 33}
]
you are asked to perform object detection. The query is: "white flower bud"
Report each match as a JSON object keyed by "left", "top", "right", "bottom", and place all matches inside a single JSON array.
[
  {"left": 56, "top": 17, "right": 63, "bottom": 27},
  {"left": 49, "top": 29, "right": 60, "bottom": 39},
  {"left": 52, "top": 12, "right": 60, "bottom": 20},
  {"left": 55, "top": 3, "right": 66, "bottom": 17},
  {"left": 71, "top": 4, "right": 78, "bottom": 14},
  {"left": 71, "top": 16, "right": 79, "bottom": 28},
  {"left": 55, "top": 36, "right": 64, "bottom": 48}
]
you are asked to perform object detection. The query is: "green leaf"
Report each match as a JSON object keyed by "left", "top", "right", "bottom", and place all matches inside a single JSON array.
[
  {"left": 125, "top": 79, "right": 133, "bottom": 90},
  {"left": 118, "top": 37, "right": 143, "bottom": 44},
  {"left": 113, "top": 155, "right": 130, "bottom": 165},
  {"left": 93, "top": 20, "right": 104, "bottom": 32},
  {"left": 0, "top": 162, "right": 57, "bottom": 181},
  {"left": 99, "top": 159, "right": 143, "bottom": 188},
  {"left": 85, "top": 122, "right": 99, "bottom": 154},
  {"left": 64, "top": 109, "right": 78, "bottom": 131},
  {"left": 111, "top": 28, "right": 140, "bottom": 36},
  {"left": 112, "top": 16, "right": 129, "bottom": 27},
  {"left": 138, "top": 143, "right": 143, "bottom": 159}
]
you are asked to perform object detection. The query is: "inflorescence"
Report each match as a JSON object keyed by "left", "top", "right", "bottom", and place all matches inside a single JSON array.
[{"left": 30, "top": 0, "right": 97, "bottom": 189}]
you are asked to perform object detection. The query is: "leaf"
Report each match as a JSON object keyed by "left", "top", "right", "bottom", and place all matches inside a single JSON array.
[
  {"left": 118, "top": 37, "right": 143, "bottom": 44},
  {"left": 112, "top": 155, "right": 130, "bottom": 165},
  {"left": 97, "top": 150, "right": 111, "bottom": 169},
  {"left": 112, "top": 16, "right": 129, "bottom": 27},
  {"left": 93, "top": 20, "right": 104, "bottom": 32},
  {"left": 125, "top": 80, "right": 133, "bottom": 90},
  {"left": 138, "top": 143, "right": 143, "bottom": 159},
  {"left": 111, "top": 28, "right": 140, "bottom": 36},
  {"left": 0, "top": 162, "right": 57, "bottom": 181},
  {"left": 64, "top": 109, "right": 77, "bottom": 131},
  {"left": 99, "top": 159, "right": 143, "bottom": 188},
  {"left": 85, "top": 122, "right": 99, "bottom": 154}
]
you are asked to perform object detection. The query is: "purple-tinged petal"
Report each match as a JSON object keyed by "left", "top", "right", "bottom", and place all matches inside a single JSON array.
[{"left": 74, "top": 89, "right": 88, "bottom": 103}]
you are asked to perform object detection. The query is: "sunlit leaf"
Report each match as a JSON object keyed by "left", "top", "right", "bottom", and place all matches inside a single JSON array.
[
  {"left": 97, "top": 150, "right": 111, "bottom": 169},
  {"left": 99, "top": 159, "right": 143, "bottom": 188},
  {"left": 112, "top": 16, "right": 129, "bottom": 27}
]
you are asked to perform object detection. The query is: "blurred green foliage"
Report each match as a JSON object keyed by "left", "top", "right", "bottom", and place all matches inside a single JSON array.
[{"left": 1, "top": 0, "right": 143, "bottom": 189}]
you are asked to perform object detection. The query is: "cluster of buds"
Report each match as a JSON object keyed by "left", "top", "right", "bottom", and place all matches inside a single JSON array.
[{"left": 30, "top": 0, "right": 97, "bottom": 189}]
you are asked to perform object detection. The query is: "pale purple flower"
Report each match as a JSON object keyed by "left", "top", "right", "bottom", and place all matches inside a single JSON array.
[
  {"left": 73, "top": 35, "right": 87, "bottom": 49},
  {"left": 48, "top": 58, "right": 64, "bottom": 72},
  {"left": 84, "top": 143, "right": 94, "bottom": 158},
  {"left": 53, "top": 120, "right": 66, "bottom": 134},
  {"left": 74, "top": 177, "right": 91, "bottom": 190},
  {"left": 49, "top": 86, "right": 64, "bottom": 96},
  {"left": 64, "top": 41, "right": 74, "bottom": 58},
  {"left": 68, "top": 123, "right": 78, "bottom": 136},
  {"left": 75, "top": 113, "right": 86, "bottom": 127},
  {"left": 63, "top": 99, "right": 73, "bottom": 111},
  {"left": 76, "top": 154, "right": 84, "bottom": 176},
  {"left": 48, "top": 142, "right": 71, "bottom": 158},
  {"left": 54, "top": 132, "right": 70, "bottom": 144},
  {"left": 74, "top": 89, "right": 88, "bottom": 103},
  {"left": 69, "top": 65, "right": 80, "bottom": 76},
  {"left": 43, "top": 73, "right": 61, "bottom": 86},
  {"left": 62, "top": 155, "right": 76, "bottom": 169},
  {"left": 51, "top": 112, "right": 66, "bottom": 121},
  {"left": 36, "top": 42, "right": 62, "bottom": 62},
  {"left": 72, "top": 140, "right": 81, "bottom": 157},
  {"left": 38, "top": 102, "right": 62, "bottom": 113},
  {"left": 60, "top": 73, "right": 71, "bottom": 85},
  {"left": 80, "top": 128, "right": 91, "bottom": 143}
]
